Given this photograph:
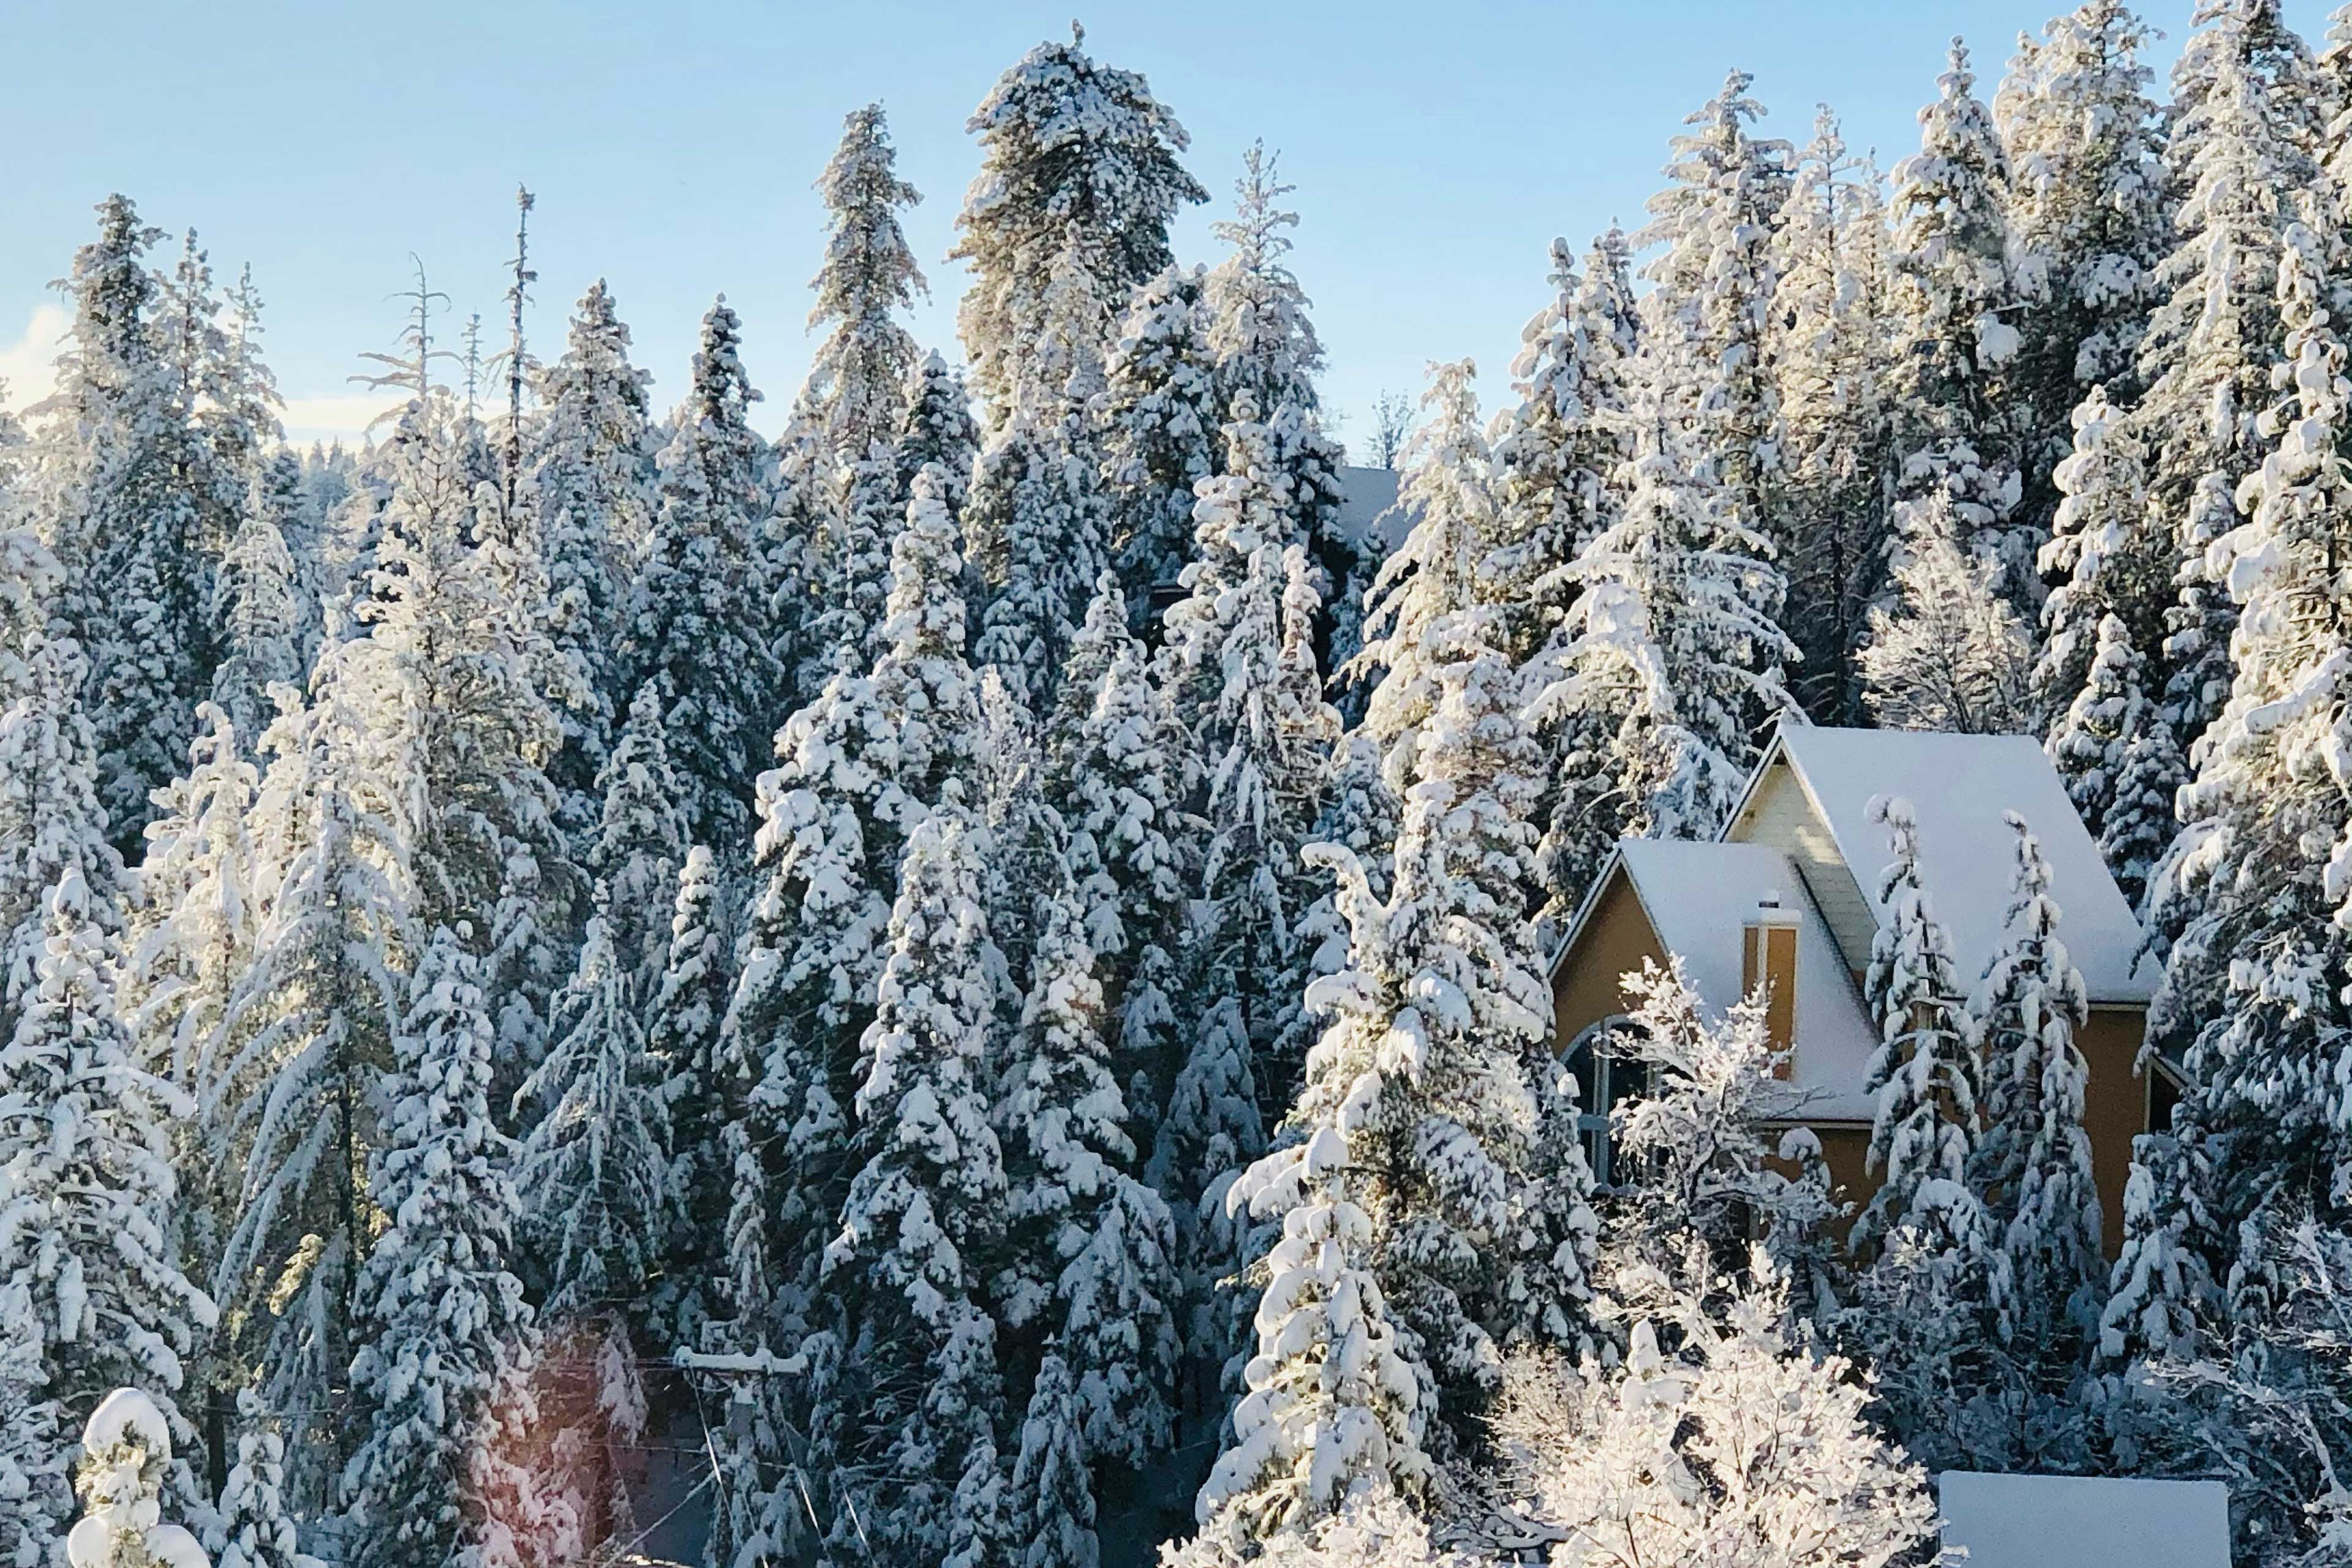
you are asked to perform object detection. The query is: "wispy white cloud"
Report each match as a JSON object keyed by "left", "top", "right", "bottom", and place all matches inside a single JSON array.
[
  {"left": 279, "top": 393, "right": 384, "bottom": 447},
  {"left": 0, "top": 304, "right": 68, "bottom": 413},
  {"left": 1, "top": 302, "right": 378, "bottom": 448}
]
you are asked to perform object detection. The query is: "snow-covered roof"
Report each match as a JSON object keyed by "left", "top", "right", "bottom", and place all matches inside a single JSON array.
[
  {"left": 1755, "top": 726, "right": 2156, "bottom": 1005},
  {"left": 1609, "top": 840, "right": 1880, "bottom": 1121},
  {"left": 1332, "top": 466, "right": 1417, "bottom": 554},
  {"left": 1937, "top": 1472, "right": 2230, "bottom": 1568}
]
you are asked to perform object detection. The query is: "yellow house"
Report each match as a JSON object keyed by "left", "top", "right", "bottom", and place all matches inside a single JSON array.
[{"left": 1548, "top": 726, "right": 2172, "bottom": 1252}]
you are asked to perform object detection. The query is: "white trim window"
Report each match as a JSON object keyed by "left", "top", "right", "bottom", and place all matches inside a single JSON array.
[{"left": 1565, "top": 1016, "right": 1653, "bottom": 1189}]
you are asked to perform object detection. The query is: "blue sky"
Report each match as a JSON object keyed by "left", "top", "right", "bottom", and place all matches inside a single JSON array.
[{"left": 0, "top": 0, "right": 2334, "bottom": 449}]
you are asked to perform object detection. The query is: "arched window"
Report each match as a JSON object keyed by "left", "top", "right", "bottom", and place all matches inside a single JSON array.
[{"left": 1564, "top": 1016, "right": 1653, "bottom": 1190}]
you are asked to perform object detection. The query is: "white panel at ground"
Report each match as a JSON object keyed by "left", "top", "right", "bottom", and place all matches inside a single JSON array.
[{"left": 1938, "top": 1471, "right": 2230, "bottom": 1568}]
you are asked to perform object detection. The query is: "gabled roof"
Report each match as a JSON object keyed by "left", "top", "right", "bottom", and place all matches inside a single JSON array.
[
  {"left": 1735, "top": 726, "right": 2155, "bottom": 1005},
  {"left": 1568, "top": 840, "right": 1881, "bottom": 1121}
]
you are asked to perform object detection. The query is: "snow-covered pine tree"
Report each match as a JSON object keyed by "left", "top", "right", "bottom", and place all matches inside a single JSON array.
[
  {"left": 1491, "top": 236, "right": 1637, "bottom": 676},
  {"left": 805, "top": 104, "right": 924, "bottom": 462},
  {"left": 0, "top": 627, "right": 124, "bottom": 1011},
  {"left": 208, "top": 1392, "right": 309, "bottom": 1568},
  {"left": 2036, "top": 383, "right": 2173, "bottom": 747},
  {"left": 1201, "top": 146, "right": 1349, "bottom": 653},
  {"left": 1853, "top": 823, "right": 2022, "bottom": 1485},
  {"left": 120, "top": 703, "right": 260, "bottom": 1306},
  {"left": 0, "top": 869, "right": 217, "bottom": 1534},
  {"left": 587, "top": 683, "right": 690, "bottom": 990},
  {"left": 1849, "top": 796, "right": 2016, "bottom": 1468},
  {"left": 969, "top": 233, "right": 1119, "bottom": 714},
  {"left": 2097, "top": 1125, "right": 2222, "bottom": 1368},
  {"left": 995, "top": 838, "right": 1178, "bottom": 1477},
  {"left": 1996, "top": 1, "right": 2167, "bottom": 522},
  {"left": 1351, "top": 363, "right": 1501, "bottom": 791},
  {"left": 206, "top": 625, "right": 417, "bottom": 1516},
  {"left": 1853, "top": 794, "right": 1991, "bottom": 1259},
  {"left": 2151, "top": 221, "right": 2352, "bottom": 1322},
  {"left": 153, "top": 228, "right": 235, "bottom": 560},
  {"left": 342, "top": 923, "right": 567, "bottom": 1568},
  {"left": 1635, "top": 70, "right": 1791, "bottom": 567},
  {"left": 646, "top": 845, "right": 734, "bottom": 1344},
  {"left": 511, "top": 903, "right": 673, "bottom": 1556},
  {"left": 1207, "top": 143, "right": 1322, "bottom": 432},
  {"left": 619, "top": 298, "right": 779, "bottom": 853},
  {"left": 209, "top": 453, "right": 311, "bottom": 748},
  {"left": 2051, "top": 613, "right": 2182, "bottom": 910},
  {"left": 1769, "top": 110, "right": 1896, "bottom": 723},
  {"left": 528, "top": 281, "right": 658, "bottom": 832},
  {"left": 2141, "top": 0, "right": 2327, "bottom": 764},
  {"left": 808, "top": 799, "right": 1011, "bottom": 1568},
  {"left": 1101, "top": 265, "right": 1219, "bottom": 621},
  {"left": 1283, "top": 612, "right": 1561, "bottom": 1433},
  {"left": 62, "top": 1392, "right": 209, "bottom": 1568},
  {"left": 1007, "top": 1346, "right": 1095, "bottom": 1568},
  {"left": 1150, "top": 410, "right": 1337, "bottom": 1352},
  {"left": 206, "top": 263, "right": 287, "bottom": 529},
  {"left": 1197, "top": 1122, "right": 1429, "bottom": 1550},
  {"left": 724, "top": 463, "right": 985, "bottom": 1365},
  {"left": 515, "top": 904, "right": 678, "bottom": 1317},
  {"left": 1972, "top": 812, "right": 2102, "bottom": 1359},
  {"left": 1049, "top": 575, "right": 1191, "bottom": 1145},
  {"left": 1533, "top": 377, "right": 1797, "bottom": 851},
  {"left": 360, "top": 397, "right": 571, "bottom": 1086},
  {"left": 28, "top": 197, "right": 218, "bottom": 850},
  {"left": 1860, "top": 520, "right": 2037, "bottom": 734},
  {"left": 1886, "top": 39, "right": 2032, "bottom": 609},
  {"left": 953, "top": 24, "right": 1207, "bottom": 429},
  {"left": 892, "top": 352, "right": 982, "bottom": 519},
  {"left": 796, "top": 104, "right": 929, "bottom": 686}
]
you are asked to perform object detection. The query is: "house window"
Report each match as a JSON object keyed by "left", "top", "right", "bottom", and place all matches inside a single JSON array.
[{"left": 1566, "top": 1017, "right": 1653, "bottom": 1189}]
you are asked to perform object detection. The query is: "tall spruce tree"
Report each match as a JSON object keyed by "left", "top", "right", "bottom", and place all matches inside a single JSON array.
[
  {"left": 2150, "top": 225, "right": 2352, "bottom": 1319},
  {"left": 1769, "top": 110, "right": 1895, "bottom": 723},
  {"left": 342, "top": 924, "right": 569, "bottom": 1568},
  {"left": 2141, "top": 0, "right": 2326, "bottom": 771},
  {"left": 1533, "top": 378, "right": 1796, "bottom": 850},
  {"left": 209, "top": 451, "right": 311, "bottom": 748},
  {"left": 0, "top": 869, "right": 217, "bottom": 1541},
  {"left": 1996, "top": 1, "right": 2168, "bottom": 521},
  {"left": 620, "top": 299, "right": 779, "bottom": 854},
  {"left": 808, "top": 799, "right": 1011, "bottom": 1568},
  {"left": 528, "top": 282, "right": 658, "bottom": 832},
  {"left": 31, "top": 197, "right": 219, "bottom": 850},
  {"left": 1636, "top": 70, "right": 1792, "bottom": 564},
  {"left": 1972, "top": 813, "right": 2103, "bottom": 1357},
  {"left": 952, "top": 24, "right": 1207, "bottom": 429},
  {"left": 1887, "top": 40, "right": 2031, "bottom": 607},
  {"left": 1101, "top": 265, "right": 1219, "bottom": 620}
]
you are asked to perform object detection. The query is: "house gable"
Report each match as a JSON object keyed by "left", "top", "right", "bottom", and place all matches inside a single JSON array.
[
  {"left": 1553, "top": 858, "right": 1668, "bottom": 1050},
  {"left": 1724, "top": 745, "right": 1877, "bottom": 984},
  {"left": 1552, "top": 840, "right": 1880, "bottom": 1123}
]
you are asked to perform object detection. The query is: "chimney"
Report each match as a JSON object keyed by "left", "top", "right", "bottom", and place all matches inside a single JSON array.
[{"left": 1743, "top": 890, "right": 1801, "bottom": 1074}]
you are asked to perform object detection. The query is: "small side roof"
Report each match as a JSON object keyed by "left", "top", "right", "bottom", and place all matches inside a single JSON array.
[
  {"left": 1937, "top": 1472, "right": 2230, "bottom": 1568},
  {"left": 1756, "top": 726, "right": 2156, "bottom": 1005},
  {"left": 1599, "top": 840, "right": 1880, "bottom": 1121}
]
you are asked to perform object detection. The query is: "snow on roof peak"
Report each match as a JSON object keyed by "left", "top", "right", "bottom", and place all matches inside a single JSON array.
[{"left": 1766, "top": 726, "right": 2154, "bottom": 1004}]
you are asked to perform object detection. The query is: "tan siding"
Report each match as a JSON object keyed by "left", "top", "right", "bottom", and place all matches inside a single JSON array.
[
  {"left": 1553, "top": 869, "right": 1669, "bottom": 1051},
  {"left": 1727, "top": 758, "right": 1877, "bottom": 981},
  {"left": 2081, "top": 1005, "right": 2149, "bottom": 1259}
]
